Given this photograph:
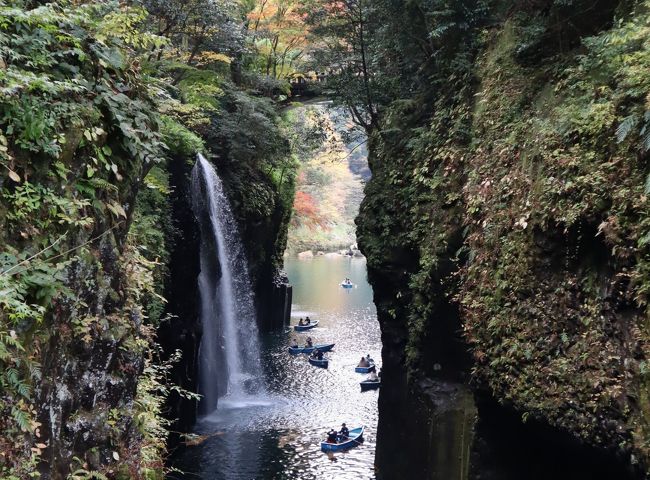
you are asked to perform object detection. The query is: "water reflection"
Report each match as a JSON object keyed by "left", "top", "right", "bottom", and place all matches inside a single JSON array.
[{"left": 171, "top": 256, "right": 380, "bottom": 479}]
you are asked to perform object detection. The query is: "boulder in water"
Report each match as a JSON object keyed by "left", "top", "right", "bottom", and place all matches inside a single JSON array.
[{"left": 298, "top": 250, "right": 314, "bottom": 259}]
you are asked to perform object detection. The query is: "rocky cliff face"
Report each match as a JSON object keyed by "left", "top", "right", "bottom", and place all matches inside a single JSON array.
[
  {"left": 0, "top": 5, "right": 170, "bottom": 477},
  {"left": 0, "top": 4, "right": 295, "bottom": 477},
  {"left": 357, "top": 1, "right": 650, "bottom": 477},
  {"left": 158, "top": 153, "right": 203, "bottom": 434}
]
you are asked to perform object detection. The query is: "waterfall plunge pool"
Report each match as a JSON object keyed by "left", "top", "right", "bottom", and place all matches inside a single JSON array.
[{"left": 169, "top": 255, "right": 380, "bottom": 480}]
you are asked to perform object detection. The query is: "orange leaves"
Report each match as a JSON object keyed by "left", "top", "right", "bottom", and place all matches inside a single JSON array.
[{"left": 292, "top": 190, "right": 327, "bottom": 229}]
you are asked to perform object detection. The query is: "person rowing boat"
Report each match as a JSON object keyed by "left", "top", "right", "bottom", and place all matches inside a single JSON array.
[{"left": 321, "top": 426, "right": 364, "bottom": 451}]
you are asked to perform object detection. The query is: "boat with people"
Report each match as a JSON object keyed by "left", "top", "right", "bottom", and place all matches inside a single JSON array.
[
  {"left": 294, "top": 320, "right": 319, "bottom": 331},
  {"left": 320, "top": 426, "right": 364, "bottom": 452},
  {"left": 341, "top": 281, "right": 353, "bottom": 289},
  {"left": 355, "top": 361, "right": 375, "bottom": 373},
  {"left": 360, "top": 379, "right": 380, "bottom": 391},
  {"left": 288, "top": 343, "right": 335, "bottom": 354},
  {"left": 308, "top": 357, "right": 328, "bottom": 368}
]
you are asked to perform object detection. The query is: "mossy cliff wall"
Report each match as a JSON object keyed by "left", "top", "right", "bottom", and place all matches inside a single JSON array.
[
  {"left": 357, "top": 0, "right": 650, "bottom": 477},
  {"left": 219, "top": 158, "right": 294, "bottom": 332},
  {"left": 0, "top": 3, "right": 295, "bottom": 476},
  {"left": 0, "top": 4, "right": 172, "bottom": 477}
]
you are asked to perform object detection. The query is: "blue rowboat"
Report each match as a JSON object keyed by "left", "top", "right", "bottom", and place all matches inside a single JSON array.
[
  {"left": 288, "top": 343, "right": 335, "bottom": 355},
  {"left": 294, "top": 320, "right": 319, "bottom": 331},
  {"left": 320, "top": 426, "right": 364, "bottom": 452},
  {"left": 355, "top": 361, "right": 375, "bottom": 373},
  {"left": 341, "top": 282, "right": 353, "bottom": 289},
  {"left": 360, "top": 379, "right": 380, "bottom": 391},
  {"left": 308, "top": 357, "right": 328, "bottom": 368}
]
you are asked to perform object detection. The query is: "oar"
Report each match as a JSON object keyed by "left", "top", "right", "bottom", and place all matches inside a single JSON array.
[
  {"left": 339, "top": 434, "right": 363, "bottom": 444},
  {"left": 332, "top": 435, "right": 364, "bottom": 447}
]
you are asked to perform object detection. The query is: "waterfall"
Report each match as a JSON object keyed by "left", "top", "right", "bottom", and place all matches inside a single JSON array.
[{"left": 191, "top": 154, "right": 262, "bottom": 413}]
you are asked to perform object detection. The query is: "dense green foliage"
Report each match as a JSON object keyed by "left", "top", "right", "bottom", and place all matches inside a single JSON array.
[
  {"left": 0, "top": 3, "right": 167, "bottom": 476},
  {"left": 0, "top": 0, "right": 298, "bottom": 477},
  {"left": 7, "top": 0, "right": 650, "bottom": 476},
  {"left": 462, "top": 7, "right": 650, "bottom": 466}
]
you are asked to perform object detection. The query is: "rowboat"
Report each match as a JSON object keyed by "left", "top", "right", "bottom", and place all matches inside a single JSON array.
[
  {"left": 308, "top": 357, "right": 328, "bottom": 368},
  {"left": 355, "top": 361, "right": 375, "bottom": 373},
  {"left": 341, "top": 282, "right": 353, "bottom": 289},
  {"left": 360, "top": 379, "right": 380, "bottom": 391},
  {"left": 288, "top": 343, "right": 335, "bottom": 354},
  {"left": 294, "top": 320, "right": 319, "bottom": 331},
  {"left": 320, "top": 426, "right": 364, "bottom": 452}
]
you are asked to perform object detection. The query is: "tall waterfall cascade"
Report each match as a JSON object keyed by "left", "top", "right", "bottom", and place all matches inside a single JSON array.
[{"left": 191, "top": 154, "right": 263, "bottom": 413}]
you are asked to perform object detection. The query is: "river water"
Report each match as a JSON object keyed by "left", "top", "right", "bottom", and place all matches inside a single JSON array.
[{"left": 171, "top": 255, "right": 380, "bottom": 479}]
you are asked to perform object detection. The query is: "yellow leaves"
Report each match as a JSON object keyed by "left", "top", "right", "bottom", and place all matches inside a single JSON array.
[
  {"left": 7, "top": 169, "right": 20, "bottom": 182},
  {"left": 183, "top": 432, "right": 225, "bottom": 446},
  {"left": 32, "top": 419, "right": 42, "bottom": 438},
  {"left": 72, "top": 316, "right": 100, "bottom": 345},
  {"left": 30, "top": 441, "right": 47, "bottom": 455},
  {"left": 106, "top": 201, "right": 127, "bottom": 219},
  {"left": 83, "top": 127, "right": 105, "bottom": 143},
  {"left": 1, "top": 133, "right": 20, "bottom": 182},
  {"left": 247, "top": 0, "right": 309, "bottom": 73},
  {"left": 122, "top": 244, "right": 167, "bottom": 307},
  {"left": 98, "top": 7, "right": 168, "bottom": 50},
  {"left": 514, "top": 216, "right": 528, "bottom": 230},
  {"left": 195, "top": 51, "right": 232, "bottom": 65}
]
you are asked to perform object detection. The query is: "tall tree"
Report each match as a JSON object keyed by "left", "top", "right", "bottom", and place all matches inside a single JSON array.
[{"left": 302, "top": 0, "right": 380, "bottom": 130}]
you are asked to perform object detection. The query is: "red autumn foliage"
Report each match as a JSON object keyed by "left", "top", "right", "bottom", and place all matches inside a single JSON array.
[{"left": 292, "top": 191, "right": 327, "bottom": 229}]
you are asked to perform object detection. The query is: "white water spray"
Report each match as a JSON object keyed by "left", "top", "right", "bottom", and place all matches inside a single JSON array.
[{"left": 192, "top": 154, "right": 262, "bottom": 413}]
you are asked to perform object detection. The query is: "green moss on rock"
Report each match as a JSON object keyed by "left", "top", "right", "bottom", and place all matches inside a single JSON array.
[{"left": 358, "top": 0, "right": 650, "bottom": 474}]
